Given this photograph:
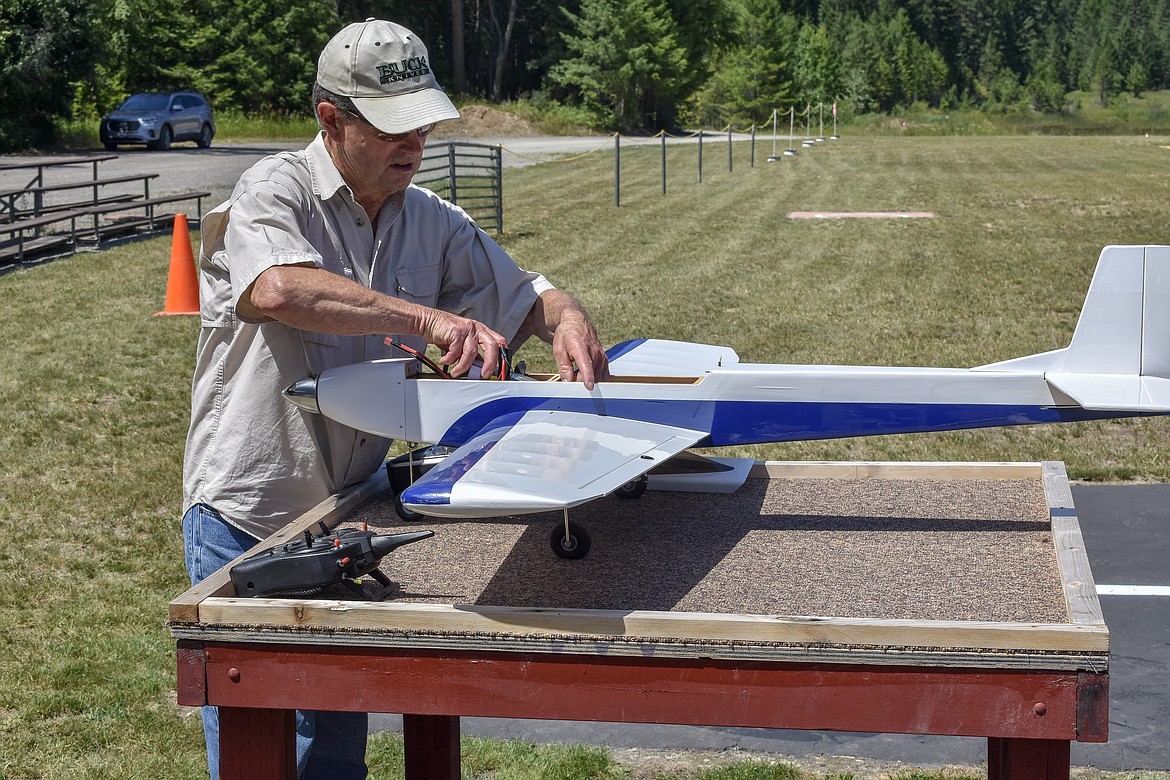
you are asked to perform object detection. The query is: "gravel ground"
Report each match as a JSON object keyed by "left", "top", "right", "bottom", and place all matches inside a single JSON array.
[{"left": 611, "top": 745, "right": 970, "bottom": 778}]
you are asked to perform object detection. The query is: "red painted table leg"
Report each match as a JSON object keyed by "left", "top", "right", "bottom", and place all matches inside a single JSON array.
[
  {"left": 403, "top": 714, "right": 460, "bottom": 780},
  {"left": 218, "top": 706, "right": 296, "bottom": 780},
  {"left": 988, "top": 737, "right": 1071, "bottom": 780}
]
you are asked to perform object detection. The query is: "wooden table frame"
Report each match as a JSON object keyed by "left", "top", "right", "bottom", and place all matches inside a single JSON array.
[{"left": 171, "top": 461, "right": 1109, "bottom": 780}]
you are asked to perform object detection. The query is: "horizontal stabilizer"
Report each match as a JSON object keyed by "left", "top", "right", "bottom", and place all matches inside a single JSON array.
[{"left": 1046, "top": 373, "right": 1170, "bottom": 411}]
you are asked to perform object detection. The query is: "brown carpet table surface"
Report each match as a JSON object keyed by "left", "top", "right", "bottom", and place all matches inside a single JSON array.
[{"left": 351, "top": 476, "right": 1066, "bottom": 625}]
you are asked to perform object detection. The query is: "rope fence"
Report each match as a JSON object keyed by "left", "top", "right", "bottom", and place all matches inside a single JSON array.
[
  {"left": 606, "top": 102, "right": 841, "bottom": 207},
  {"left": 436, "top": 102, "right": 842, "bottom": 220}
]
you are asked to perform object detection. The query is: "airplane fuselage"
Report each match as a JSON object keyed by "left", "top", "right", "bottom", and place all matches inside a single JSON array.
[{"left": 311, "top": 359, "right": 1142, "bottom": 450}]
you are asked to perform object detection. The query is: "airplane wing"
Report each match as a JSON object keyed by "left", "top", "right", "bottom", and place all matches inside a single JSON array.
[
  {"left": 398, "top": 410, "right": 706, "bottom": 518},
  {"left": 606, "top": 338, "right": 740, "bottom": 376}
]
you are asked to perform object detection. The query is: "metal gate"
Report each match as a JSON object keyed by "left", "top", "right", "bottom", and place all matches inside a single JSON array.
[{"left": 414, "top": 142, "right": 503, "bottom": 234}]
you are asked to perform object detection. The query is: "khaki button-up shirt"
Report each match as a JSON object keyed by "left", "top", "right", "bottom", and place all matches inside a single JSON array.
[{"left": 183, "top": 133, "right": 552, "bottom": 538}]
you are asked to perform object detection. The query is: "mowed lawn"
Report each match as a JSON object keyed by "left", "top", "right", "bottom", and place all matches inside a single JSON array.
[
  {"left": 0, "top": 134, "right": 1168, "bottom": 778},
  {"left": 503, "top": 133, "right": 1170, "bottom": 478}
]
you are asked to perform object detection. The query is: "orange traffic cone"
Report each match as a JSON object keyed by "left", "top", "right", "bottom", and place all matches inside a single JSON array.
[{"left": 155, "top": 214, "right": 200, "bottom": 316}]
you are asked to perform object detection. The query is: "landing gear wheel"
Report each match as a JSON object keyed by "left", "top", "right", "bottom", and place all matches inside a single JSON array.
[
  {"left": 550, "top": 521, "right": 591, "bottom": 559},
  {"left": 614, "top": 475, "right": 648, "bottom": 499},
  {"left": 394, "top": 492, "right": 423, "bottom": 522}
]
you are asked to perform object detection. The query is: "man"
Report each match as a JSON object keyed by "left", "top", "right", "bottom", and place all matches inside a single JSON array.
[{"left": 181, "top": 18, "right": 609, "bottom": 779}]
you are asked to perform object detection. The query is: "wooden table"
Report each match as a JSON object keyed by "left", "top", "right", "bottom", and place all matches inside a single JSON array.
[{"left": 170, "top": 460, "right": 1109, "bottom": 780}]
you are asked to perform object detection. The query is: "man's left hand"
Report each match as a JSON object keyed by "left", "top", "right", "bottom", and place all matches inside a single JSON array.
[{"left": 553, "top": 312, "right": 610, "bottom": 389}]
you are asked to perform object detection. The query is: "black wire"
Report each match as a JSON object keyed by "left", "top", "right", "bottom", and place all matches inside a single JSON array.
[
  {"left": 500, "top": 346, "right": 512, "bottom": 381},
  {"left": 385, "top": 337, "right": 512, "bottom": 381}
]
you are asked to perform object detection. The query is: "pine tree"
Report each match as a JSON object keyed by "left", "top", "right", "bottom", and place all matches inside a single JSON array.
[{"left": 548, "top": 0, "right": 690, "bottom": 131}]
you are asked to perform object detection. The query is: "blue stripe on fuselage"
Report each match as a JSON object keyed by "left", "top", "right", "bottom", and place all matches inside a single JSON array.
[
  {"left": 436, "top": 398, "right": 1144, "bottom": 448},
  {"left": 708, "top": 401, "right": 1136, "bottom": 443}
]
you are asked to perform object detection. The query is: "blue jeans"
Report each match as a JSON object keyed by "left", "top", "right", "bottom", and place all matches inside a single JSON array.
[{"left": 182, "top": 504, "right": 369, "bottom": 779}]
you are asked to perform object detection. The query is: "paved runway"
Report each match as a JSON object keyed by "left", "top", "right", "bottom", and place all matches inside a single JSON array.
[{"left": 371, "top": 483, "right": 1170, "bottom": 773}]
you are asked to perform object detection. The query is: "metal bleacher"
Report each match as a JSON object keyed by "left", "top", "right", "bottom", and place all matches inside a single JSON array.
[{"left": 0, "top": 154, "right": 210, "bottom": 266}]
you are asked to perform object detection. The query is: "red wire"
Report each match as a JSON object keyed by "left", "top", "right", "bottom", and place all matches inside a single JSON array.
[
  {"left": 383, "top": 337, "right": 452, "bottom": 379},
  {"left": 384, "top": 337, "right": 512, "bottom": 381}
]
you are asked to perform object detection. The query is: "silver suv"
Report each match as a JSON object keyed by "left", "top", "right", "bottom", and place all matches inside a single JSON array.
[{"left": 100, "top": 92, "right": 215, "bottom": 151}]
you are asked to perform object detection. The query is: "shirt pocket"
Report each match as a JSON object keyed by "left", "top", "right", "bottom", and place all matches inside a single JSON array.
[{"left": 394, "top": 263, "right": 442, "bottom": 305}]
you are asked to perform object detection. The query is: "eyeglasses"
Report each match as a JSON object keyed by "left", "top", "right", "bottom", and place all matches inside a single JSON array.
[{"left": 341, "top": 108, "right": 433, "bottom": 142}]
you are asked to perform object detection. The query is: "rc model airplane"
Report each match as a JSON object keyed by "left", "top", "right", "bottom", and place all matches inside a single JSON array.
[{"left": 284, "top": 245, "right": 1170, "bottom": 558}]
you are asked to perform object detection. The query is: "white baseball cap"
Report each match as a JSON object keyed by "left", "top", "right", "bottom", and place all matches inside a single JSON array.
[{"left": 317, "top": 18, "right": 460, "bottom": 134}]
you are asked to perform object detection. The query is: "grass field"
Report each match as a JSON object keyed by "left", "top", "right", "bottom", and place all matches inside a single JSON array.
[
  {"left": 504, "top": 132, "right": 1170, "bottom": 479},
  {"left": 1, "top": 134, "right": 1169, "bottom": 778}
]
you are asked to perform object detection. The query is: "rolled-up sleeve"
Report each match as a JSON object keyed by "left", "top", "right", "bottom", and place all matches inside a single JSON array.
[{"left": 223, "top": 181, "right": 323, "bottom": 312}]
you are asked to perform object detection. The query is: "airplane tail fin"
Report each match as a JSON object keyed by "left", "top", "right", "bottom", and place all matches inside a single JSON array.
[{"left": 977, "top": 245, "right": 1170, "bottom": 411}]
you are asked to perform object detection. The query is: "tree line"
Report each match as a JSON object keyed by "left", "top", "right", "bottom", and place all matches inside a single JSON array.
[{"left": 2, "top": 0, "right": 1168, "bottom": 150}]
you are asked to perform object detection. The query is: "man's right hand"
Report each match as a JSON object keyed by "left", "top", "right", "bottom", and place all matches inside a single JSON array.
[
  {"left": 420, "top": 310, "right": 507, "bottom": 378},
  {"left": 241, "top": 266, "right": 507, "bottom": 376}
]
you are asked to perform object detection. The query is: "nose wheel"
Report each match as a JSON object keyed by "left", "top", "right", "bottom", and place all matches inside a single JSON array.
[{"left": 550, "top": 511, "right": 591, "bottom": 559}]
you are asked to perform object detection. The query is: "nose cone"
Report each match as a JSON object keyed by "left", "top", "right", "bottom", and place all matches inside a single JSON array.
[{"left": 283, "top": 376, "right": 321, "bottom": 413}]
